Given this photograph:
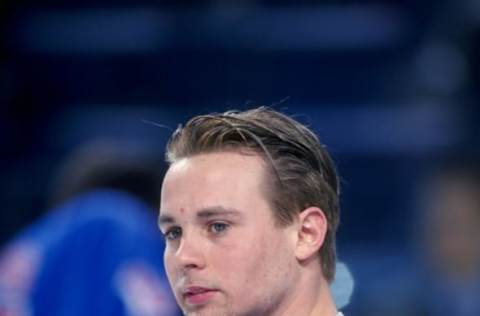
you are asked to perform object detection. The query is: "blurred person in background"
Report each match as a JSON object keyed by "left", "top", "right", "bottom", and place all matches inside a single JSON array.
[
  {"left": 415, "top": 155, "right": 480, "bottom": 316},
  {"left": 0, "top": 139, "right": 180, "bottom": 316}
]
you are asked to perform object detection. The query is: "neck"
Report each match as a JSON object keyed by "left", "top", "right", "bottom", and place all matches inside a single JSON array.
[{"left": 273, "top": 265, "right": 338, "bottom": 316}]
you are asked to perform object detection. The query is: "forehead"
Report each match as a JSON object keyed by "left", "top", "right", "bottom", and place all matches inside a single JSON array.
[{"left": 160, "top": 151, "right": 271, "bottom": 218}]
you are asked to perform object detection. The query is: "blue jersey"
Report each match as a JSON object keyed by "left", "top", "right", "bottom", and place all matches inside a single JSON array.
[{"left": 0, "top": 190, "right": 180, "bottom": 316}]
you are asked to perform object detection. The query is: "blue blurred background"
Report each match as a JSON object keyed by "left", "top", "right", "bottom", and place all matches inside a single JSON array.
[{"left": 1, "top": 0, "right": 480, "bottom": 315}]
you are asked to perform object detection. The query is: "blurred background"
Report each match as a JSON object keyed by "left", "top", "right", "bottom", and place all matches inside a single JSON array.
[{"left": 1, "top": 0, "right": 480, "bottom": 315}]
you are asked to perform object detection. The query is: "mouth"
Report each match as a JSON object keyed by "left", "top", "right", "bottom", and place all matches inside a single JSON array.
[{"left": 182, "top": 286, "right": 218, "bottom": 306}]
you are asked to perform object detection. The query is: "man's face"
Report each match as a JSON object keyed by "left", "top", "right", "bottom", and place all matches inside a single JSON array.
[{"left": 159, "top": 152, "right": 300, "bottom": 316}]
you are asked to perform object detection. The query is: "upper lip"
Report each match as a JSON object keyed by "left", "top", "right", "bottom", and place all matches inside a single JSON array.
[{"left": 182, "top": 286, "right": 215, "bottom": 296}]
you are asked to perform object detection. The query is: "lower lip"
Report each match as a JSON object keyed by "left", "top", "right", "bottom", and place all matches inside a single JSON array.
[{"left": 184, "top": 290, "right": 217, "bottom": 305}]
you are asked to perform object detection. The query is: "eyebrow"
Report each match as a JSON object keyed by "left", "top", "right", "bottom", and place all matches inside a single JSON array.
[
  {"left": 197, "top": 206, "right": 243, "bottom": 219},
  {"left": 158, "top": 206, "right": 243, "bottom": 227}
]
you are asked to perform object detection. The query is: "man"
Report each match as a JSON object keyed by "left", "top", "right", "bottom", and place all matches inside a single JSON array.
[
  {"left": 416, "top": 156, "right": 480, "bottom": 316},
  {"left": 158, "top": 107, "right": 343, "bottom": 316}
]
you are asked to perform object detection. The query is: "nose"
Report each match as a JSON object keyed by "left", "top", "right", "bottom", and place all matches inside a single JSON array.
[{"left": 174, "top": 233, "right": 206, "bottom": 270}]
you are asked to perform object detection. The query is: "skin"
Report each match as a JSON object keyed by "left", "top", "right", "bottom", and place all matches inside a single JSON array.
[
  {"left": 159, "top": 151, "right": 337, "bottom": 316},
  {"left": 423, "top": 176, "right": 480, "bottom": 280}
]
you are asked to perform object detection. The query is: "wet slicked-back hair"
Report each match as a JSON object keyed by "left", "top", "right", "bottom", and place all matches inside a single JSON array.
[{"left": 165, "top": 107, "right": 340, "bottom": 283}]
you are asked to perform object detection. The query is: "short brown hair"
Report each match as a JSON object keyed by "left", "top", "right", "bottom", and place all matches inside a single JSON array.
[{"left": 165, "top": 106, "right": 340, "bottom": 283}]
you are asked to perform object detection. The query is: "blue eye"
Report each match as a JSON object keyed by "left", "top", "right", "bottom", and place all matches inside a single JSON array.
[
  {"left": 164, "top": 227, "right": 182, "bottom": 240},
  {"left": 210, "top": 222, "right": 229, "bottom": 234}
]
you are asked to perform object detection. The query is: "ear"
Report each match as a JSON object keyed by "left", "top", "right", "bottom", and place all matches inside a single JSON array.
[{"left": 294, "top": 206, "right": 328, "bottom": 262}]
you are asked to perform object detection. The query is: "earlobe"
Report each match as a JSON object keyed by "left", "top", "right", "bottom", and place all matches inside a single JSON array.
[{"left": 295, "top": 207, "right": 328, "bottom": 262}]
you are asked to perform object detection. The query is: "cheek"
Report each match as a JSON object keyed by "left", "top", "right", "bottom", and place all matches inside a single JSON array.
[
  {"left": 220, "top": 231, "right": 288, "bottom": 289},
  {"left": 163, "top": 250, "right": 177, "bottom": 282},
  {"left": 208, "top": 233, "right": 263, "bottom": 280},
  {"left": 224, "top": 235, "right": 295, "bottom": 315}
]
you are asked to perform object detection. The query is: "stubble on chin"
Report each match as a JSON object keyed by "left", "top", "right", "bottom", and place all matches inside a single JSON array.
[{"left": 182, "top": 303, "right": 233, "bottom": 316}]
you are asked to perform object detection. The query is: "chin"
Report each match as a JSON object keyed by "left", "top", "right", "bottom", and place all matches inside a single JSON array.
[{"left": 183, "top": 304, "right": 231, "bottom": 316}]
